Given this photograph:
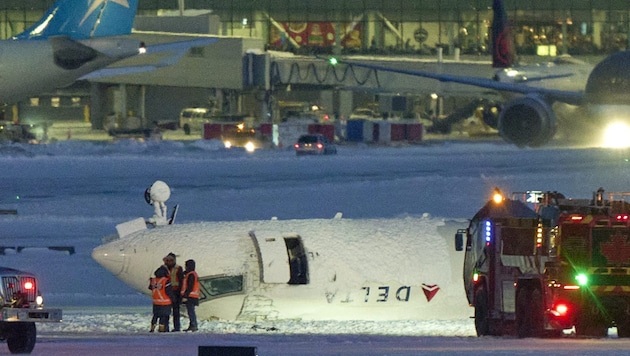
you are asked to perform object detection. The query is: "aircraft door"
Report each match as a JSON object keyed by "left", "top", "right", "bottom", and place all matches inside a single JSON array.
[
  {"left": 285, "top": 236, "right": 309, "bottom": 285},
  {"left": 249, "top": 231, "right": 290, "bottom": 283}
]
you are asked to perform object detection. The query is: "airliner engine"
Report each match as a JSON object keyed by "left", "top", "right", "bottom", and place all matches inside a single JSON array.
[
  {"left": 497, "top": 95, "right": 557, "bottom": 147},
  {"left": 584, "top": 51, "right": 630, "bottom": 105}
]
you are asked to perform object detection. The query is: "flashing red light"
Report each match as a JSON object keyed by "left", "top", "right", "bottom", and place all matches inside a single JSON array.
[
  {"left": 616, "top": 214, "right": 629, "bottom": 221},
  {"left": 23, "top": 281, "right": 33, "bottom": 290},
  {"left": 570, "top": 215, "right": 584, "bottom": 222},
  {"left": 294, "top": 144, "right": 299, "bottom": 149},
  {"left": 317, "top": 143, "right": 324, "bottom": 150},
  {"left": 323, "top": 114, "right": 330, "bottom": 121},
  {"left": 563, "top": 285, "right": 580, "bottom": 290},
  {"left": 554, "top": 303, "right": 569, "bottom": 316}
]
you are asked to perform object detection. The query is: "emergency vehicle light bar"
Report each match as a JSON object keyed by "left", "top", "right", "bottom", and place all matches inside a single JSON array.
[
  {"left": 536, "top": 222, "right": 543, "bottom": 248},
  {"left": 484, "top": 220, "right": 492, "bottom": 246}
]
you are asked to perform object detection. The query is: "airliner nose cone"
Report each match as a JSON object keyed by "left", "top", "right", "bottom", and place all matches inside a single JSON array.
[
  {"left": 585, "top": 51, "right": 630, "bottom": 105},
  {"left": 92, "top": 245, "right": 125, "bottom": 276}
]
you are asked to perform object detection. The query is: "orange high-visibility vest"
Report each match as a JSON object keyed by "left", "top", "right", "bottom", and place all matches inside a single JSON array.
[
  {"left": 150, "top": 276, "right": 171, "bottom": 306},
  {"left": 181, "top": 271, "right": 200, "bottom": 299}
]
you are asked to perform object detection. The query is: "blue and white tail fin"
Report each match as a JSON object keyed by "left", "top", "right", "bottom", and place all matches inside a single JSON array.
[
  {"left": 14, "top": 0, "right": 140, "bottom": 40},
  {"left": 491, "top": 0, "right": 516, "bottom": 68}
]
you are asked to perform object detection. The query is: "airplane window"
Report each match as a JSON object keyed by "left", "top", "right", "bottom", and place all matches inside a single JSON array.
[{"left": 198, "top": 275, "right": 243, "bottom": 300}]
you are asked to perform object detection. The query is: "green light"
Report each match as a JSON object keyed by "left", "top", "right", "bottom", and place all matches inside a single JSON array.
[
  {"left": 575, "top": 273, "right": 588, "bottom": 286},
  {"left": 329, "top": 57, "right": 339, "bottom": 66}
]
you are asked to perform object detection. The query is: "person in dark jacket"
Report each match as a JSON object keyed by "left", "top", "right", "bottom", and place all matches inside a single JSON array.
[
  {"left": 148, "top": 265, "right": 173, "bottom": 332},
  {"left": 163, "top": 252, "right": 184, "bottom": 331},
  {"left": 181, "top": 259, "right": 200, "bottom": 332}
]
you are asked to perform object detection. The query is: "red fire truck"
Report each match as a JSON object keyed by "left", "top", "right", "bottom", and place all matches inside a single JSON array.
[{"left": 456, "top": 188, "right": 630, "bottom": 337}]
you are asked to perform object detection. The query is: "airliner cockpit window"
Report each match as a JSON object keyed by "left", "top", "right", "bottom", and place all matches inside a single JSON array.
[{"left": 198, "top": 275, "right": 243, "bottom": 300}]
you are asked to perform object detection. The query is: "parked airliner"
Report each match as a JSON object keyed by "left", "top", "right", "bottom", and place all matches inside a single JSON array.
[
  {"left": 333, "top": 0, "right": 627, "bottom": 148},
  {"left": 0, "top": 0, "right": 215, "bottom": 104},
  {"left": 92, "top": 182, "right": 470, "bottom": 322}
]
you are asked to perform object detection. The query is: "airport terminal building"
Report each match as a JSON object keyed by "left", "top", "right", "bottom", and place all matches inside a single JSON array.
[
  {"left": 147, "top": 0, "right": 630, "bottom": 55},
  {"left": 2, "top": 0, "right": 630, "bottom": 134},
  {"left": 3, "top": 1, "right": 629, "bottom": 54}
]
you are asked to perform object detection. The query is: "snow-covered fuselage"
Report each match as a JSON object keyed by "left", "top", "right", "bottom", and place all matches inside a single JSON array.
[{"left": 92, "top": 217, "right": 470, "bottom": 322}]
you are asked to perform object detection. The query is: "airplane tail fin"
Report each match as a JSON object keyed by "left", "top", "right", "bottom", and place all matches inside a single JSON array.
[
  {"left": 491, "top": 0, "right": 516, "bottom": 68},
  {"left": 14, "top": 0, "right": 140, "bottom": 40}
]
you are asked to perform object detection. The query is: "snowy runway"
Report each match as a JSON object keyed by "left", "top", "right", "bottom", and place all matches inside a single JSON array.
[
  {"left": 2, "top": 139, "right": 630, "bottom": 353},
  {"left": 29, "top": 330, "right": 630, "bottom": 355}
]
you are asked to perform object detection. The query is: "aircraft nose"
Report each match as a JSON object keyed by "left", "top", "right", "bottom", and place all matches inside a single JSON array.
[{"left": 92, "top": 244, "right": 126, "bottom": 276}]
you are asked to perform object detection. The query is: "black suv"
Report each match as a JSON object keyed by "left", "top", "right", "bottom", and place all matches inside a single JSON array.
[{"left": 294, "top": 134, "right": 337, "bottom": 155}]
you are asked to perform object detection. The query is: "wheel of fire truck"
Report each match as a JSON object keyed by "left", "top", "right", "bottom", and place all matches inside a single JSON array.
[
  {"left": 6, "top": 322, "right": 36, "bottom": 354},
  {"left": 474, "top": 287, "right": 492, "bottom": 336},
  {"left": 616, "top": 319, "right": 630, "bottom": 338},
  {"left": 516, "top": 287, "right": 544, "bottom": 338},
  {"left": 575, "top": 315, "right": 608, "bottom": 337}
]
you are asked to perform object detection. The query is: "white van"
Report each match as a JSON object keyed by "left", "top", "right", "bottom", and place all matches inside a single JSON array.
[{"left": 179, "top": 108, "right": 211, "bottom": 135}]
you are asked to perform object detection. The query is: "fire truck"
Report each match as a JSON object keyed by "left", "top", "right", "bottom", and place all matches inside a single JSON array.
[
  {"left": 456, "top": 188, "right": 630, "bottom": 337},
  {"left": 0, "top": 267, "right": 62, "bottom": 353}
]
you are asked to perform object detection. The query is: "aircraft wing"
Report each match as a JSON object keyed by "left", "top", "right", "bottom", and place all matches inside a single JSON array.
[
  {"left": 79, "top": 37, "right": 218, "bottom": 80},
  {"left": 335, "top": 59, "right": 585, "bottom": 106}
]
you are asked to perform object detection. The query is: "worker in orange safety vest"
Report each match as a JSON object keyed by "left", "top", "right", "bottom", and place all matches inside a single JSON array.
[
  {"left": 148, "top": 265, "right": 173, "bottom": 332},
  {"left": 181, "top": 259, "right": 200, "bottom": 332},
  {"left": 163, "top": 252, "right": 184, "bottom": 331}
]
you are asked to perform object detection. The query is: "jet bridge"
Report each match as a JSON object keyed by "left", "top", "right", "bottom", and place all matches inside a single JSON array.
[{"left": 258, "top": 53, "right": 497, "bottom": 96}]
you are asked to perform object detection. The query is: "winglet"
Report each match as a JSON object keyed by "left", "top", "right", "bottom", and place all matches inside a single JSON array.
[
  {"left": 13, "top": 0, "right": 140, "bottom": 40},
  {"left": 491, "top": 0, "right": 516, "bottom": 68}
]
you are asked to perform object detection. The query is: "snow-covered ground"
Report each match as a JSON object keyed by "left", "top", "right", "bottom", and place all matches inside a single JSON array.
[{"left": 2, "top": 138, "right": 630, "bottom": 354}]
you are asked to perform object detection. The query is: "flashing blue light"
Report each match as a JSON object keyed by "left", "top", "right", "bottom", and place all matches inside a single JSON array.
[{"left": 484, "top": 220, "right": 492, "bottom": 245}]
